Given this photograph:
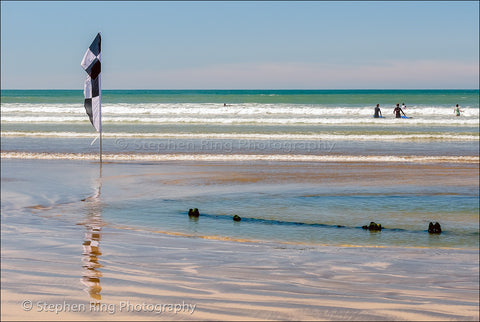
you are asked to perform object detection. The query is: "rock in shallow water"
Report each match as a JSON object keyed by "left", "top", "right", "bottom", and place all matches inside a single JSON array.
[
  {"left": 188, "top": 208, "right": 200, "bottom": 217},
  {"left": 362, "top": 221, "right": 382, "bottom": 231},
  {"left": 428, "top": 222, "right": 442, "bottom": 234}
]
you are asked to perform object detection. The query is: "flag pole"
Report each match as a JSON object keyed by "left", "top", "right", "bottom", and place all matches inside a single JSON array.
[
  {"left": 99, "top": 130, "right": 102, "bottom": 164},
  {"left": 99, "top": 31, "right": 102, "bottom": 166},
  {"left": 99, "top": 31, "right": 102, "bottom": 165},
  {"left": 99, "top": 62, "right": 102, "bottom": 165}
]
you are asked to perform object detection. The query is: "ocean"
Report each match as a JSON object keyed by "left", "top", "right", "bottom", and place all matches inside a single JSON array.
[
  {"left": 2, "top": 89, "right": 478, "bottom": 157},
  {"left": 1, "top": 89, "right": 479, "bottom": 249}
]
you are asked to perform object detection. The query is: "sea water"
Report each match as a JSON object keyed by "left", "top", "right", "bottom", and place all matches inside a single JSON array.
[
  {"left": 2, "top": 89, "right": 478, "bottom": 156},
  {"left": 1, "top": 89, "right": 479, "bottom": 248}
]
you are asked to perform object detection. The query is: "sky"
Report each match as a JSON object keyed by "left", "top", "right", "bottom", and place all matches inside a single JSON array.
[{"left": 1, "top": 1, "right": 479, "bottom": 89}]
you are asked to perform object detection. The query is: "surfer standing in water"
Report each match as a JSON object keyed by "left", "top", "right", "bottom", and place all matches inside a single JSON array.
[
  {"left": 454, "top": 104, "right": 463, "bottom": 116},
  {"left": 393, "top": 103, "right": 406, "bottom": 118},
  {"left": 374, "top": 104, "right": 382, "bottom": 118}
]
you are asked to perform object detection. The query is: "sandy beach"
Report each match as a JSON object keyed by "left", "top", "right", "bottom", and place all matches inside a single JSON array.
[
  {"left": 1, "top": 158, "right": 479, "bottom": 321},
  {"left": 2, "top": 229, "right": 478, "bottom": 321}
]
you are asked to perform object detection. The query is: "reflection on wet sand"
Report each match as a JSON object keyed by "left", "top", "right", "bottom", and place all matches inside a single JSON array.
[
  {"left": 81, "top": 168, "right": 103, "bottom": 302},
  {"left": 81, "top": 210, "right": 103, "bottom": 301}
]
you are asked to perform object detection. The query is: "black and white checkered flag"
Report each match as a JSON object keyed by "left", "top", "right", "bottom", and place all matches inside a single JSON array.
[{"left": 81, "top": 33, "right": 101, "bottom": 132}]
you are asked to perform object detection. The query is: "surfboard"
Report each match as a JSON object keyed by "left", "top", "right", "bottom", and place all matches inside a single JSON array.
[
  {"left": 372, "top": 115, "right": 384, "bottom": 118},
  {"left": 401, "top": 115, "right": 410, "bottom": 119}
]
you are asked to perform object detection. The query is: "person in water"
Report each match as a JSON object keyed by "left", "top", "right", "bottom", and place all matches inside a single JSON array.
[
  {"left": 454, "top": 104, "right": 464, "bottom": 116},
  {"left": 374, "top": 104, "right": 382, "bottom": 118},
  {"left": 393, "top": 103, "right": 406, "bottom": 118}
]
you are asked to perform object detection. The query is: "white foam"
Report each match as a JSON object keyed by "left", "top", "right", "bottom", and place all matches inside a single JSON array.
[
  {"left": 2, "top": 151, "right": 478, "bottom": 163},
  {"left": 2, "top": 102, "right": 478, "bottom": 116},
  {"left": 0, "top": 103, "right": 85, "bottom": 114},
  {"left": 2, "top": 115, "right": 478, "bottom": 126},
  {"left": 1, "top": 131, "right": 478, "bottom": 141},
  {"left": 2, "top": 102, "right": 478, "bottom": 126},
  {"left": 2, "top": 116, "right": 87, "bottom": 122}
]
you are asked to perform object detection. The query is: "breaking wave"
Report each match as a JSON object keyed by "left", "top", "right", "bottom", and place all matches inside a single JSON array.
[{"left": 2, "top": 151, "right": 478, "bottom": 163}]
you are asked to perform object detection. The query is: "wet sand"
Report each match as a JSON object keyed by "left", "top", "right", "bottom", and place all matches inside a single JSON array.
[
  {"left": 2, "top": 226, "right": 478, "bottom": 321},
  {"left": 1, "top": 158, "right": 479, "bottom": 320}
]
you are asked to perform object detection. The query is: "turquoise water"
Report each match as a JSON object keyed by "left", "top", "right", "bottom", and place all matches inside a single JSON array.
[
  {"left": 2, "top": 89, "right": 479, "bottom": 106},
  {"left": 102, "top": 183, "right": 479, "bottom": 248},
  {"left": 1, "top": 90, "right": 479, "bottom": 248},
  {"left": 2, "top": 158, "right": 478, "bottom": 249}
]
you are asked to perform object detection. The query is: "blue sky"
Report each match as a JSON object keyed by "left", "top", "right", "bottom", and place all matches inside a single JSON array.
[{"left": 1, "top": 1, "right": 478, "bottom": 89}]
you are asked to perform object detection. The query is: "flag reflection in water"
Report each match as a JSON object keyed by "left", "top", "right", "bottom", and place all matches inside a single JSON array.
[{"left": 81, "top": 173, "right": 103, "bottom": 302}]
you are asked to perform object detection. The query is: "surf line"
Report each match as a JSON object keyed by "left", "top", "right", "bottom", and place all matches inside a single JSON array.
[{"left": 2, "top": 152, "right": 479, "bottom": 164}]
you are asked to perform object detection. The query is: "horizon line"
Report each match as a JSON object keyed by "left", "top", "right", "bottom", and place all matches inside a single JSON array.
[{"left": 2, "top": 88, "right": 479, "bottom": 91}]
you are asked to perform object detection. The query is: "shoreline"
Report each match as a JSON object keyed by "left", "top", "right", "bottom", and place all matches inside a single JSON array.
[{"left": 2, "top": 151, "right": 479, "bottom": 163}]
